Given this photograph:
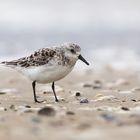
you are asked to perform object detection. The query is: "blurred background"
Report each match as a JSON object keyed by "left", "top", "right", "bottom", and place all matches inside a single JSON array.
[{"left": 0, "top": 0, "right": 140, "bottom": 69}]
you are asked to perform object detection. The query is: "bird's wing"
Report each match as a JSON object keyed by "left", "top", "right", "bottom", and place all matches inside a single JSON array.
[{"left": 1, "top": 48, "right": 56, "bottom": 68}]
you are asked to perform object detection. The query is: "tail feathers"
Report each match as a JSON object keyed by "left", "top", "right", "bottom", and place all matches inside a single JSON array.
[
  {"left": 0, "top": 61, "right": 7, "bottom": 65},
  {"left": 0, "top": 61, "right": 18, "bottom": 69},
  {"left": 1, "top": 61, "right": 6, "bottom": 64},
  {"left": 1, "top": 61, "right": 17, "bottom": 66}
]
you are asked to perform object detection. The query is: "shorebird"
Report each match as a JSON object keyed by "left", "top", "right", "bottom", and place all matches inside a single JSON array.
[{"left": 1, "top": 43, "right": 89, "bottom": 103}]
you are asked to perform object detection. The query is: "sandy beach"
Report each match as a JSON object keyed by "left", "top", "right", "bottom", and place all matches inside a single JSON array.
[
  {"left": 0, "top": 66, "right": 140, "bottom": 140},
  {"left": 1, "top": 0, "right": 140, "bottom": 140}
]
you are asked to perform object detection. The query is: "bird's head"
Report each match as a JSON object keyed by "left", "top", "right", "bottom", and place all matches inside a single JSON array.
[{"left": 62, "top": 43, "right": 89, "bottom": 65}]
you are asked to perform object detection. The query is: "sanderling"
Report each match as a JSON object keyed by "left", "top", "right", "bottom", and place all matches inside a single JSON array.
[{"left": 1, "top": 43, "right": 89, "bottom": 103}]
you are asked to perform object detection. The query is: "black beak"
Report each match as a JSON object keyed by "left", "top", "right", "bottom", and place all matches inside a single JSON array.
[{"left": 78, "top": 54, "right": 89, "bottom": 65}]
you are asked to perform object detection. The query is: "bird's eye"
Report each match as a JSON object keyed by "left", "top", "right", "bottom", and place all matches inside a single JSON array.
[{"left": 70, "top": 49, "right": 75, "bottom": 53}]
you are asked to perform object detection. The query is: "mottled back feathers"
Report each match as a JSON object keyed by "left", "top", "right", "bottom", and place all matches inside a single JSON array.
[{"left": 2, "top": 48, "right": 56, "bottom": 68}]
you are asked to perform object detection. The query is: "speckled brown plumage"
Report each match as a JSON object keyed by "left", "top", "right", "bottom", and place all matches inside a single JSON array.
[{"left": 1, "top": 48, "right": 57, "bottom": 68}]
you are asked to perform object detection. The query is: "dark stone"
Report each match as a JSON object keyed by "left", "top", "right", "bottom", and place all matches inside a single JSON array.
[
  {"left": 75, "top": 92, "right": 81, "bottom": 97},
  {"left": 121, "top": 107, "right": 130, "bottom": 111},
  {"left": 80, "top": 98, "right": 89, "bottom": 104},
  {"left": 122, "top": 100, "right": 126, "bottom": 102},
  {"left": 25, "top": 105, "right": 31, "bottom": 108},
  {"left": 38, "top": 107, "right": 56, "bottom": 116},
  {"left": 131, "top": 99, "right": 137, "bottom": 102},
  {"left": 43, "top": 91, "right": 47, "bottom": 94},
  {"left": 66, "top": 111, "right": 75, "bottom": 115},
  {"left": 9, "top": 105, "right": 16, "bottom": 110}
]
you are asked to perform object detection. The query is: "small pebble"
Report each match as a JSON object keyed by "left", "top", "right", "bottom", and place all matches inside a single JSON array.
[
  {"left": 121, "top": 107, "right": 130, "bottom": 111},
  {"left": 83, "top": 84, "right": 93, "bottom": 88},
  {"left": 38, "top": 107, "right": 56, "bottom": 116},
  {"left": 122, "top": 100, "right": 126, "bottom": 102},
  {"left": 101, "top": 113, "right": 116, "bottom": 122},
  {"left": 75, "top": 92, "right": 81, "bottom": 97},
  {"left": 43, "top": 91, "right": 47, "bottom": 94},
  {"left": 25, "top": 105, "right": 31, "bottom": 108},
  {"left": 9, "top": 105, "right": 16, "bottom": 110},
  {"left": 80, "top": 98, "right": 89, "bottom": 104},
  {"left": 66, "top": 111, "right": 75, "bottom": 115},
  {"left": 61, "top": 98, "right": 66, "bottom": 102},
  {"left": 131, "top": 99, "right": 136, "bottom": 102},
  {"left": 94, "top": 80, "right": 102, "bottom": 84},
  {"left": 93, "top": 80, "right": 102, "bottom": 89}
]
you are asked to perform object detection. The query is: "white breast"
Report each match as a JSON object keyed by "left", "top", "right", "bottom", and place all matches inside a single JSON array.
[{"left": 20, "top": 64, "right": 74, "bottom": 83}]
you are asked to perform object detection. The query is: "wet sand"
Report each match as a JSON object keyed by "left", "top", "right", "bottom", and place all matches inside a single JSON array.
[{"left": 0, "top": 66, "right": 140, "bottom": 140}]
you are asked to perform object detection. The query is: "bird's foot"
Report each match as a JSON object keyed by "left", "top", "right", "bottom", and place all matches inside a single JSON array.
[
  {"left": 35, "top": 99, "right": 46, "bottom": 103},
  {"left": 55, "top": 99, "right": 59, "bottom": 102}
]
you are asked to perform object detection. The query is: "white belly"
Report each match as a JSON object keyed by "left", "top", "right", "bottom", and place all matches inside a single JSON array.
[{"left": 20, "top": 64, "right": 74, "bottom": 83}]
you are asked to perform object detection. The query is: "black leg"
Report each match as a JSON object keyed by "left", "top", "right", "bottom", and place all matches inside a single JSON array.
[
  {"left": 52, "top": 82, "right": 59, "bottom": 102},
  {"left": 32, "top": 81, "right": 44, "bottom": 103}
]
